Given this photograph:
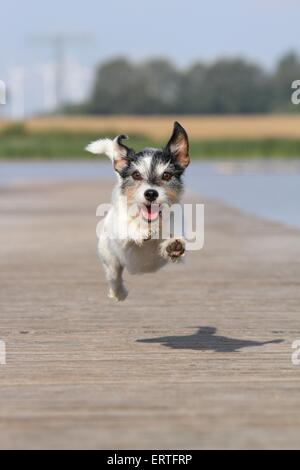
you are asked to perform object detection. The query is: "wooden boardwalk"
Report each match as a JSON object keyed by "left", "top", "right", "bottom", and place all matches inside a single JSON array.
[{"left": 0, "top": 180, "right": 300, "bottom": 449}]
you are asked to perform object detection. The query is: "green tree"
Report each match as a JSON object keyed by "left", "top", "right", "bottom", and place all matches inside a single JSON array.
[
  {"left": 87, "top": 57, "right": 180, "bottom": 114},
  {"left": 137, "top": 59, "right": 180, "bottom": 113},
  {"left": 69, "top": 53, "right": 300, "bottom": 115},
  {"left": 176, "top": 62, "right": 207, "bottom": 113},
  {"left": 179, "top": 59, "right": 271, "bottom": 114},
  {"left": 88, "top": 58, "right": 140, "bottom": 114}
]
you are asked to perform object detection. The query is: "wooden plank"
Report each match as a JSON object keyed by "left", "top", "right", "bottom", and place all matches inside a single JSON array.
[{"left": 0, "top": 180, "right": 299, "bottom": 449}]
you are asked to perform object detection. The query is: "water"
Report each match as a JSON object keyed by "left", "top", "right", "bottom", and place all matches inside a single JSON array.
[
  {"left": 187, "top": 161, "right": 300, "bottom": 228},
  {"left": 0, "top": 160, "right": 299, "bottom": 229}
]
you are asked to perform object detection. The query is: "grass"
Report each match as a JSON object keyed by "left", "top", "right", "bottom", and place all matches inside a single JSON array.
[
  {"left": 1, "top": 123, "right": 300, "bottom": 159},
  {"left": 190, "top": 138, "right": 300, "bottom": 157},
  {"left": 0, "top": 125, "right": 150, "bottom": 159}
]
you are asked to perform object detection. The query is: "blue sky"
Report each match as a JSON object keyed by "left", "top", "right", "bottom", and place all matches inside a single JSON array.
[{"left": 0, "top": 0, "right": 299, "bottom": 71}]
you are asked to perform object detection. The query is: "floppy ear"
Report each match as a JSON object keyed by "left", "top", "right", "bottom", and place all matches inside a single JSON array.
[
  {"left": 165, "top": 121, "right": 190, "bottom": 169},
  {"left": 86, "top": 134, "right": 135, "bottom": 173}
]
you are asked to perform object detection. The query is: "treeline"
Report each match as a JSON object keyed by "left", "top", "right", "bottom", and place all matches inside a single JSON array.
[{"left": 69, "top": 52, "right": 300, "bottom": 114}]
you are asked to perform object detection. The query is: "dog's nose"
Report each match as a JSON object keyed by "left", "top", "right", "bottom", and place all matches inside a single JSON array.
[{"left": 144, "top": 189, "right": 159, "bottom": 202}]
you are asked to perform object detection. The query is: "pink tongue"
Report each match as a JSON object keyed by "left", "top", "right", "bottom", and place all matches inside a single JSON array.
[{"left": 141, "top": 204, "right": 160, "bottom": 221}]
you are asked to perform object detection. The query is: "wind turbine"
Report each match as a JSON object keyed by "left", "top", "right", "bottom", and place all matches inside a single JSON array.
[{"left": 30, "top": 32, "right": 93, "bottom": 112}]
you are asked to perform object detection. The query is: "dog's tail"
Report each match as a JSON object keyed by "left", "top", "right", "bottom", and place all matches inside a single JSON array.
[{"left": 85, "top": 138, "right": 116, "bottom": 161}]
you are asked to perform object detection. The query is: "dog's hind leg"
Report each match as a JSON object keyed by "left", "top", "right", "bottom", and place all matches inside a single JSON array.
[{"left": 101, "top": 256, "right": 128, "bottom": 302}]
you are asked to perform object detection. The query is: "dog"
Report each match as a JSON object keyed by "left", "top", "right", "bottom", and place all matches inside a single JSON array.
[{"left": 86, "top": 121, "right": 190, "bottom": 301}]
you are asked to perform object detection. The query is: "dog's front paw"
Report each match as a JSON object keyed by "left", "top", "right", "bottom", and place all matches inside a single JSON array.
[
  {"left": 160, "top": 239, "right": 185, "bottom": 262},
  {"left": 108, "top": 286, "right": 128, "bottom": 302}
]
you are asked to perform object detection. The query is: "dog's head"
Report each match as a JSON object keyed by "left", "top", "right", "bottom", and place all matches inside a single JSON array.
[{"left": 86, "top": 121, "right": 189, "bottom": 222}]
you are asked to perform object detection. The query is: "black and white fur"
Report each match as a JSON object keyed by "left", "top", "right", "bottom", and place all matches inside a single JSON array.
[{"left": 86, "top": 121, "right": 190, "bottom": 301}]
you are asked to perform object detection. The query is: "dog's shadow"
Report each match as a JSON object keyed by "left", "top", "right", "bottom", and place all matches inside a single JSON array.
[{"left": 137, "top": 326, "right": 284, "bottom": 353}]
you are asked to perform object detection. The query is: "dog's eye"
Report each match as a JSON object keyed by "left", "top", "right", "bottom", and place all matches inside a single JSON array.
[
  {"left": 162, "top": 172, "right": 172, "bottom": 181},
  {"left": 132, "top": 171, "right": 143, "bottom": 181}
]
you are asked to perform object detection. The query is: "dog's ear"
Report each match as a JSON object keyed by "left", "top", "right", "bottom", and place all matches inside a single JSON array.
[
  {"left": 165, "top": 121, "right": 190, "bottom": 169},
  {"left": 112, "top": 135, "right": 135, "bottom": 173},
  {"left": 86, "top": 135, "right": 135, "bottom": 173}
]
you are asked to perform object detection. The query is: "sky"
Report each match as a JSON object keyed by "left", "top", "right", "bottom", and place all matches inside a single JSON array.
[
  {"left": 0, "top": 0, "right": 299, "bottom": 70},
  {"left": 0, "top": 0, "right": 299, "bottom": 117}
]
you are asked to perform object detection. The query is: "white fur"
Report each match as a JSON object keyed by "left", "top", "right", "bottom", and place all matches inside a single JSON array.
[
  {"left": 86, "top": 137, "right": 127, "bottom": 162},
  {"left": 98, "top": 187, "right": 185, "bottom": 302},
  {"left": 134, "top": 155, "right": 152, "bottom": 178},
  {"left": 88, "top": 136, "right": 186, "bottom": 302}
]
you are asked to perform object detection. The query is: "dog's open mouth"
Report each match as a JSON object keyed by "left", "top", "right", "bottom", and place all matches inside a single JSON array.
[{"left": 140, "top": 204, "right": 161, "bottom": 222}]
